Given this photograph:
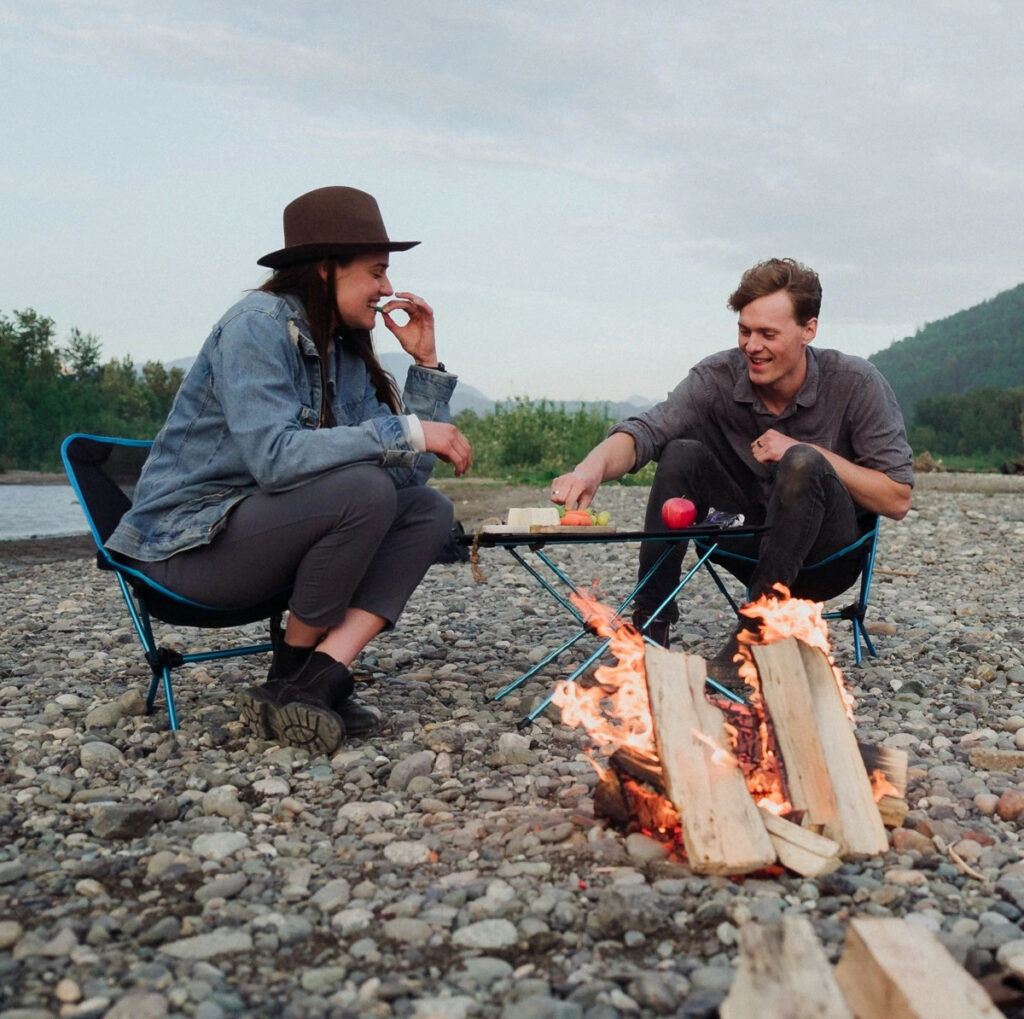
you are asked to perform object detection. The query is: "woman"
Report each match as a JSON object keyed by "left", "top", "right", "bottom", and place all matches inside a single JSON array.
[{"left": 106, "top": 186, "right": 472, "bottom": 755}]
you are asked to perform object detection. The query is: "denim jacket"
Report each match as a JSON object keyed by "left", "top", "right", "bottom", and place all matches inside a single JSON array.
[{"left": 106, "top": 290, "right": 457, "bottom": 561}]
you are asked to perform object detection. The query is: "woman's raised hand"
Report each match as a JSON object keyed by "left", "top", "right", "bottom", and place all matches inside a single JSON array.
[
  {"left": 379, "top": 292, "right": 438, "bottom": 367},
  {"left": 421, "top": 421, "right": 472, "bottom": 477}
]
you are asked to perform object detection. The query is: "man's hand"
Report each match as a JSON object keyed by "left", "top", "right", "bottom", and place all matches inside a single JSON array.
[
  {"left": 549, "top": 467, "right": 602, "bottom": 511},
  {"left": 421, "top": 421, "right": 472, "bottom": 477},
  {"left": 750, "top": 428, "right": 795, "bottom": 464},
  {"left": 549, "top": 433, "right": 638, "bottom": 510},
  {"left": 751, "top": 429, "right": 912, "bottom": 520}
]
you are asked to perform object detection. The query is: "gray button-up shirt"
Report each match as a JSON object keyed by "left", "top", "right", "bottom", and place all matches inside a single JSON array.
[{"left": 610, "top": 346, "right": 914, "bottom": 509}]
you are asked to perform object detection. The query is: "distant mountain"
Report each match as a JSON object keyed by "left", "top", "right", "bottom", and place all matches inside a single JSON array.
[
  {"left": 869, "top": 282, "right": 1024, "bottom": 425},
  {"left": 378, "top": 352, "right": 494, "bottom": 416}
]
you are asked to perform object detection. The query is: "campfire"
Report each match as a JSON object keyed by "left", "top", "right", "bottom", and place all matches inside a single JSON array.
[{"left": 553, "top": 586, "right": 906, "bottom": 877}]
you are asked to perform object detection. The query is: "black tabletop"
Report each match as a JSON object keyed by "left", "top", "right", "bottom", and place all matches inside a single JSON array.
[{"left": 461, "top": 524, "right": 767, "bottom": 548}]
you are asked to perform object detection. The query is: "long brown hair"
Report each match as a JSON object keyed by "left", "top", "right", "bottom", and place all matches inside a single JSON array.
[{"left": 259, "top": 258, "right": 402, "bottom": 413}]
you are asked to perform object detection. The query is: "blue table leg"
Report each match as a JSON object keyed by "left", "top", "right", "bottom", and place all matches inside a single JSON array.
[
  {"left": 511, "top": 540, "right": 748, "bottom": 727},
  {"left": 493, "top": 542, "right": 679, "bottom": 702}
]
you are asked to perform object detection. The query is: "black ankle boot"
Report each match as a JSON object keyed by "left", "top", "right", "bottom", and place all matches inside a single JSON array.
[
  {"left": 631, "top": 610, "right": 671, "bottom": 648},
  {"left": 239, "top": 652, "right": 380, "bottom": 750},
  {"left": 239, "top": 651, "right": 346, "bottom": 755},
  {"left": 239, "top": 638, "right": 315, "bottom": 740},
  {"left": 267, "top": 638, "right": 315, "bottom": 682},
  {"left": 703, "top": 628, "right": 756, "bottom": 695}
]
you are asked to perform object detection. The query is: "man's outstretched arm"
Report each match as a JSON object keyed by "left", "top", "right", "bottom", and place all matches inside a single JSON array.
[{"left": 550, "top": 432, "right": 638, "bottom": 511}]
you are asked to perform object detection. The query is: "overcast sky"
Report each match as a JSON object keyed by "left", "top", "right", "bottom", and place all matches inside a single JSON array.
[{"left": 3, "top": 0, "right": 1021, "bottom": 402}]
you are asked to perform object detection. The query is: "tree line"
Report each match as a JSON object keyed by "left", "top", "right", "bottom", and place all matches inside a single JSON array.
[
  {"left": 4, "top": 306, "right": 1022, "bottom": 476},
  {"left": 0, "top": 309, "right": 183, "bottom": 472},
  {"left": 909, "top": 387, "right": 1024, "bottom": 471}
]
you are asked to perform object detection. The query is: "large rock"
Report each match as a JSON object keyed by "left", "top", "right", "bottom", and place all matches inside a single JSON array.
[{"left": 91, "top": 803, "right": 156, "bottom": 840}]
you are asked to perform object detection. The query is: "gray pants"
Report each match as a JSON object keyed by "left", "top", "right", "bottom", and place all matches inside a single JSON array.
[{"left": 136, "top": 465, "right": 454, "bottom": 629}]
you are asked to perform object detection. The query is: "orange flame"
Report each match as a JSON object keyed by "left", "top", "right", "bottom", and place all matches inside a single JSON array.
[
  {"left": 737, "top": 584, "right": 855, "bottom": 721},
  {"left": 555, "top": 584, "right": 850, "bottom": 838},
  {"left": 868, "top": 768, "right": 899, "bottom": 803},
  {"left": 551, "top": 589, "right": 655, "bottom": 756}
]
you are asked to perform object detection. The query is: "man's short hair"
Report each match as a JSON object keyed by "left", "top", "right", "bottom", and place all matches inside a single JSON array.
[{"left": 727, "top": 258, "right": 822, "bottom": 325}]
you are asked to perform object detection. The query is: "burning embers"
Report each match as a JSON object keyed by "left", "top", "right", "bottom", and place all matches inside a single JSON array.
[{"left": 554, "top": 586, "right": 901, "bottom": 877}]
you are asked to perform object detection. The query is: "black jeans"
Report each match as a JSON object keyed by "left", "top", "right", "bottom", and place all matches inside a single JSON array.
[{"left": 637, "top": 439, "right": 869, "bottom": 624}]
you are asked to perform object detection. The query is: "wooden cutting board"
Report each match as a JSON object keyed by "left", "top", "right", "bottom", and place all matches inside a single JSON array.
[{"left": 480, "top": 523, "right": 618, "bottom": 534}]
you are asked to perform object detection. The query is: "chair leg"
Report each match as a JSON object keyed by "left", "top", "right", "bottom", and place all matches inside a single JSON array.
[
  {"left": 146, "top": 671, "right": 161, "bottom": 716},
  {"left": 162, "top": 664, "right": 180, "bottom": 730},
  {"left": 851, "top": 617, "right": 877, "bottom": 665}
]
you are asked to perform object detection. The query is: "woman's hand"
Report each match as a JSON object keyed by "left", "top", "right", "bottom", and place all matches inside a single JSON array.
[
  {"left": 421, "top": 421, "right": 473, "bottom": 477},
  {"left": 379, "top": 292, "right": 439, "bottom": 367}
]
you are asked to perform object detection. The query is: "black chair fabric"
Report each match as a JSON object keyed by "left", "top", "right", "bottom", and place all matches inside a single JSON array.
[{"left": 61, "top": 433, "right": 289, "bottom": 727}]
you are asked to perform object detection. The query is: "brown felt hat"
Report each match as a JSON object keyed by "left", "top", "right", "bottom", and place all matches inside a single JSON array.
[{"left": 257, "top": 186, "right": 419, "bottom": 269}]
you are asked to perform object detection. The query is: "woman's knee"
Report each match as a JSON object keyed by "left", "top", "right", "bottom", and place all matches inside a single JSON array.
[
  {"left": 402, "top": 485, "right": 455, "bottom": 540},
  {"left": 318, "top": 464, "right": 398, "bottom": 522}
]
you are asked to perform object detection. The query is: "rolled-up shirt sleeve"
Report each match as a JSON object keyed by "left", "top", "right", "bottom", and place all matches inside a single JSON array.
[
  {"left": 402, "top": 414, "right": 426, "bottom": 452},
  {"left": 609, "top": 371, "right": 706, "bottom": 472}
]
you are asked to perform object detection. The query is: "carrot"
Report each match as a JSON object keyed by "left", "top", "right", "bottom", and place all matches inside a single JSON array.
[{"left": 560, "top": 510, "right": 593, "bottom": 526}]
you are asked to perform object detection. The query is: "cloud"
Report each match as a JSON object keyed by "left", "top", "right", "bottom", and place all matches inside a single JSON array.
[{"left": 2, "top": 0, "right": 1022, "bottom": 398}]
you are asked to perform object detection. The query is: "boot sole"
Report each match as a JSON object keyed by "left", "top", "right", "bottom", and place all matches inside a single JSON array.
[
  {"left": 269, "top": 700, "right": 345, "bottom": 756},
  {"left": 238, "top": 686, "right": 276, "bottom": 740}
]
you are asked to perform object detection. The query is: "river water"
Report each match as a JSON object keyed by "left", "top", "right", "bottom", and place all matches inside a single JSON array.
[{"left": 0, "top": 485, "right": 89, "bottom": 540}]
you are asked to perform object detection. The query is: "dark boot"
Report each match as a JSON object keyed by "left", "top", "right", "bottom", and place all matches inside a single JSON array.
[
  {"left": 238, "top": 635, "right": 315, "bottom": 740},
  {"left": 267, "top": 631, "right": 315, "bottom": 682},
  {"left": 632, "top": 609, "right": 671, "bottom": 649},
  {"left": 281, "top": 652, "right": 381, "bottom": 738},
  {"left": 704, "top": 615, "right": 762, "bottom": 694},
  {"left": 335, "top": 694, "right": 381, "bottom": 738},
  {"left": 239, "top": 652, "right": 380, "bottom": 749},
  {"left": 239, "top": 651, "right": 344, "bottom": 755},
  {"left": 703, "top": 630, "right": 745, "bottom": 691}
]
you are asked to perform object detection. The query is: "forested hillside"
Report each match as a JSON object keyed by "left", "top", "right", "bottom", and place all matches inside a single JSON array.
[{"left": 869, "top": 282, "right": 1024, "bottom": 425}]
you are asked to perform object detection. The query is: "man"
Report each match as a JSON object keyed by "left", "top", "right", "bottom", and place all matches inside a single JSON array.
[{"left": 550, "top": 258, "right": 913, "bottom": 679}]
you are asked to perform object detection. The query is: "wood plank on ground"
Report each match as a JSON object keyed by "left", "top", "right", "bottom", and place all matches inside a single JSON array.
[
  {"left": 758, "top": 807, "right": 842, "bottom": 877},
  {"left": 834, "top": 917, "right": 1002, "bottom": 1018},
  {"left": 721, "top": 914, "right": 853, "bottom": 1019}
]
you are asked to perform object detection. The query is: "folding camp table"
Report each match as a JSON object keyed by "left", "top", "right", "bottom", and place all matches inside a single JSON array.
[{"left": 463, "top": 523, "right": 767, "bottom": 727}]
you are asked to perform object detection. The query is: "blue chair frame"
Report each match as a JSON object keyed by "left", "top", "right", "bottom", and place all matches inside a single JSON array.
[
  {"left": 61, "top": 433, "right": 291, "bottom": 729},
  {"left": 694, "top": 517, "right": 881, "bottom": 664}
]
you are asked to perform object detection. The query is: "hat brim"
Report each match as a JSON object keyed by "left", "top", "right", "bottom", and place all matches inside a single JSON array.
[{"left": 257, "top": 240, "right": 420, "bottom": 269}]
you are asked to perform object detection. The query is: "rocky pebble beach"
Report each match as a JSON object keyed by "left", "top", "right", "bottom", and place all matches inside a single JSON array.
[{"left": 3, "top": 473, "right": 1024, "bottom": 1018}]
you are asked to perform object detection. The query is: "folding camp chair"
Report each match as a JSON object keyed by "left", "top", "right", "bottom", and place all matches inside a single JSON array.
[
  {"left": 694, "top": 517, "right": 882, "bottom": 664},
  {"left": 61, "top": 433, "right": 291, "bottom": 729}
]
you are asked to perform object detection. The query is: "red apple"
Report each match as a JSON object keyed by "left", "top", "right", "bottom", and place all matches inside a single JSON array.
[{"left": 661, "top": 497, "right": 697, "bottom": 529}]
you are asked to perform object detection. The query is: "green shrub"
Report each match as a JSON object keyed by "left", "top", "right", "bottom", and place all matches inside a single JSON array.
[{"left": 436, "top": 398, "right": 654, "bottom": 485}]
